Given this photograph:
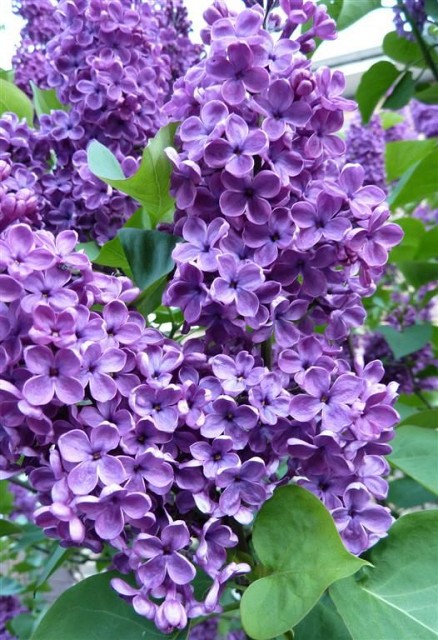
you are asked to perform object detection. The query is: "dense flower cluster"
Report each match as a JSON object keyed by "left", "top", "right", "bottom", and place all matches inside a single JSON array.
[
  {"left": 0, "top": 219, "right": 398, "bottom": 630},
  {"left": 6, "top": 0, "right": 202, "bottom": 244},
  {"left": 156, "top": 0, "right": 204, "bottom": 86},
  {"left": 12, "top": 0, "right": 57, "bottom": 95},
  {"left": 393, "top": 0, "right": 427, "bottom": 39},
  {"left": 0, "top": 114, "right": 51, "bottom": 232},
  {"left": 345, "top": 115, "right": 386, "bottom": 191},
  {"left": 1, "top": 0, "right": 407, "bottom": 633},
  {"left": 162, "top": 0, "right": 400, "bottom": 553},
  {"left": 410, "top": 99, "right": 438, "bottom": 138}
]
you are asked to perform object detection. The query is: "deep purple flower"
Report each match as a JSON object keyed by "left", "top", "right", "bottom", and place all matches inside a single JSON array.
[
  {"left": 249, "top": 373, "right": 290, "bottom": 425},
  {"left": 290, "top": 366, "right": 363, "bottom": 430},
  {"left": 292, "top": 193, "right": 350, "bottom": 250},
  {"left": 202, "top": 397, "right": 258, "bottom": 448},
  {"left": 77, "top": 484, "right": 151, "bottom": 540},
  {"left": 204, "top": 114, "right": 268, "bottom": 176},
  {"left": 23, "top": 345, "right": 83, "bottom": 405},
  {"left": 217, "top": 458, "right": 267, "bottom": 523},
  {"left": 190, "top": 437, "right": 240, "bottom": 479},
  {"left": 80, "top": 342, "right": 126, "bottom": 402},
  {"left": 136, "top": 521, "right": 196, "bottom": 587},
  {"left": 211, "top": 254, "right": 264, "bottom": 316},
  {"left": 254, "top": 79, "right": 312, "bottom": 140},
  {"left": 129, "top": 385, "right": 181, "bottom": 432},
  {"left": 172, "top": 218, "right": 229, "bottom": 272},
  {"left": 207, "top": 42, "right": 269, "bottom": 104},
  {"left": 220, "top": 170, "right": 281, "bottom": 224},
  {"left": 332, "top": 484, "right": 393, "bottom": 554},
  {"left": 58, "top": 424, "right": 125, "bottom": 494}
]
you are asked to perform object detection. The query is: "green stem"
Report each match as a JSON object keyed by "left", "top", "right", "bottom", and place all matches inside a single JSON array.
[
  {"left": 261, "top": 336, "right": 273, "bottom": 369},
  {"left": 400, "top": 1, "right": 438, "bottom": 81},
  {"left": 190, "top": 602, "right": 241, "bottom": 629},
  {"left": 285, "top": 631, "right": 295, "bottom": 640},
  {"left": 8, "top": 477, "right": 36, "bottom": 493}
]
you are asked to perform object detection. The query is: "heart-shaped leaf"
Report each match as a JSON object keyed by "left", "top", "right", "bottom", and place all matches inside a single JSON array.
[
  {"left": 331, "top": 511, "right": 438, "bottom": 640},
  {"left": 388, "top": 425, "right": 438, "bottom": 495},
  {"left": 240, "top": 485, "right": 366, "bottom": 640}
]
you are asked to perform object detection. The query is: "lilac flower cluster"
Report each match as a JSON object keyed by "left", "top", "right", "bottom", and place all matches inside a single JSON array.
[
  {"left": 162, "top": 0, "right": 400, "bottom": 555},
  {"left": 11, "top": 0, "right": 58, "bottom": 95},
  {"left": 155, "top": 0, "right": 204, "bottom": 86},
  {"left": 0, "top": 220, "right": 398, "bottom": 630},
  {"left": 393, "top": 0, "right": 427, "bottom": 39},
  {"left": 410, "top": 99, "right": 438, "bottom": 138},
  {"left": 345, "top": 115, "right": 387, "bottom": 192},
  {"left": 6, "top": 0, "right": 202, "bottom": 244},
  {"left": 0, "top": 596, "right": 26, "bottom": 640},
  {"left": 0, "top": 114, "right": 51, "bottom": 232}
]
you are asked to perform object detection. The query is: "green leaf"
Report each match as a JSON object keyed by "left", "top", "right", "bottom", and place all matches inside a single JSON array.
[
  {"left": 399, "top": 261, "right": 438, "bottom": 287},
  {"left": 388, "top": 426, "right": 438, "bottom": 494},
  {"left": 415, "top": 83, "right": 438, "bottom": 104},
  {"left": 0, "top": 79, "right": 34, "bottom": 125},
  {"left": 8, "top": 613, "right": 35, "bottom": 640},
  {"left": 415, "top": 227, "right": 438, "bottom": 260},
  {"left": 331, "top": 511, "right": 438, "bottom": 640},
  {"left": 388, "top": 148, "right": 438, "bottom": 208},
  {"left": 382, "top": 70, "right": 415, "bottom": 110},
  {"left": 34, "top": 545, "right": 71, "bottom": 592},
  {"left": 118, "top": 229, "right": 178, "bottom": 290},
  {"left": 0, "top": 68, "right": 14, "bottom": 82},
  {"left": 425, "top": 0, "right": 438, "bottom": 18},
  {"left": 134, "top": 276, "right": 169, "bottom": 318},
  {"left": 381, "top": 111, "right": 405, "bottom": 130},
  {"left": 387, "top": 217, "right": 425, "bottom": 262},
  {"left": 76, "top": 241, "right": 100, "bottom": 261},
  {"left": 0, "top": 481, "right": 13, "bottom": 515},
  {"left": 399, "top": 408, "right": 438, "bottom": 428},
  {"left": 240, "top": 485, "right": 366, "bottom": 640},
  {"left": 388, "top": 477, "right": 437, "bottom": 509},
  {"left": 30, "top": 83, "right": 67, "bottom": 117},
  {"left": 336, "top": 0, "right": 380, "bottom": 30},
  {"left": 0, "top": 519, "right": 22, "bottom": 536},
  {"left": 92, "top": 208, "right": 152, "bottom": 276},
  {"left": 87, "top": 141, "right": 125, "bottom": 180},
  {"left": 383, "top": 31, "right": 428, "bottom": 67},
  {"left": 30, "top": 571, "right": 188, "bottom": 640},
  {"left": 93, "top": 236, "right": 132, "bottom": 277},
  {"left": 385, "top": 139, "right": 436, "bottom": 182},
  {"left": 377, "top": 324, "right": 433, "bottom": 359},
  {"left": 319, "top": 0, "right": 344, "bottom": 21},
  {"left": 87, "top": 123, "right": 177, "bottom": 226},
  {"left": 294, "top": 594, "right": 352, "bottom": 640},
  {"left": 356, "top": 61, "right": 401, "bottom": 123}
]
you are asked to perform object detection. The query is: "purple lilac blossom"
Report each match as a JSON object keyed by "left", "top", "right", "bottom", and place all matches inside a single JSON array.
[
  {"left": 393, "top": 0, "right": 427, "bottom": 40},
  {"left": 345, "top": 115, "right": 387, "bottom": 192},
  {"left": 410, "top": 99, "right": 438, "bottom": 138},
  {"left": 0, "top": 0, "right": 404, "bottom": 633},
  {"left": 0, "top": 219, "right": 398, "bottom": 632},
  {"left": 7, "top": 0, "right": 202, "bottom": 244}
]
